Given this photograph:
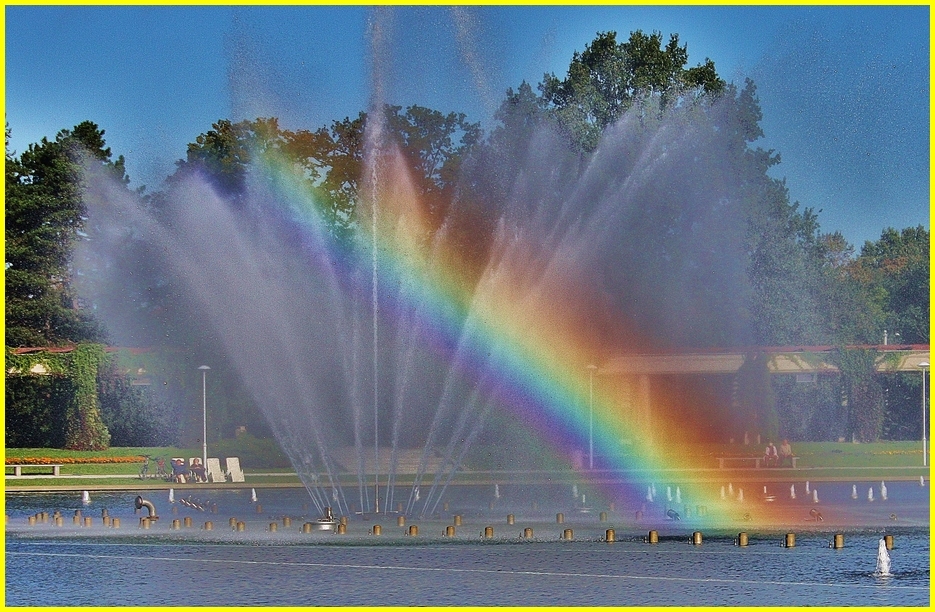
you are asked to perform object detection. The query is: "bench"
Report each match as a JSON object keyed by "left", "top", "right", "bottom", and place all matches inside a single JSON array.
[
  {"left": 716, "top": 456, "right": 797, "bottom": 469},
  {"left": 6, "top": 464, "right": 64, "bottom": 477},
  {"left": 717, "top": 456, "right": 762, "bottom": 469}
]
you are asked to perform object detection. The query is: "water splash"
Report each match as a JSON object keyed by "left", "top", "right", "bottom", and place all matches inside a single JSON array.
[
  {"left": 74, "top": 14, "right": 798, "bottom": 523},
  {"left": 875, "top": 538, "right": 892, "bottom": 577}
]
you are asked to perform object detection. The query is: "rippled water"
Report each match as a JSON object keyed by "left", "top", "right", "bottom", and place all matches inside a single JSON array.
[{"left": 6, "top": 484, "right": 929, "bottom": 606}]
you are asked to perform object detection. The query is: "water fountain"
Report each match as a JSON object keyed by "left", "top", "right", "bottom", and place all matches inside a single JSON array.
[
  {"left": 75, "top": 13, "right": 807, "bottom": 525},
  {"left": 875, "top": 537, "right": 892, "bottom": 577}
]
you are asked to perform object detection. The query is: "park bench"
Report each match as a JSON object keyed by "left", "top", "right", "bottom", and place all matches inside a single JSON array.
[
  {"left": 716, "top": 456, "right": 797, "bottom": 469},
  {"left": 5, "top": 464, "right": 64, "bottom": 476}
]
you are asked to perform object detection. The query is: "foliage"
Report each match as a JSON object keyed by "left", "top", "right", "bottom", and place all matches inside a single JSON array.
[
  {"left": 5, "top": 121, "right": 124, "bottom": 347},
  {"left": 61, "top": 343, "right": 111, "bottom": 449},
  {"left": 852, "top": 226, "right": 929, "bottom": 344},
  {"left": 830, "top": 347, "right": 887, "bottom": 442},
  {"left": 202, "top": 433, "right": 291, "bottom": 469},
  {"left": 539, "top": 30, "right": 724, "bottom": 152},
  {"left": 734, "top": 352, "right": 779, "bottom": 441},
  {"left": 5, "top": 373, "right": 72, "bottom": 448},
  {"left": 6, "top": 344, "right": 112, "bottom": 450},
  {"left": 98, "top": 362, "right": 178, "bottom": 447},
  {"left": 772, "top": 374, "right": 844, "bottom": 442}
]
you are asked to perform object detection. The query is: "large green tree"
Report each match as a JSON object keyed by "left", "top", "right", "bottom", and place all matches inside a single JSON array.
[
  {"left": 854, "top": 226, "right": 929, "bottom": 344},
  {"left": 5, "top": 121, "right": 127, "bottom": 347},
  {"left": 539, "top": 30, "right": 724, "bottom": 152},
  {"left": 5, "top": 122, "right": 136, "bottom": 449}
]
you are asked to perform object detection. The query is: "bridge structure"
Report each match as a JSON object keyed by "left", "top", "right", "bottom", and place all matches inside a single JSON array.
[
  {"left": 598, "top": 344, "right": 930, "bottom": 376},
  {"left": 592, "top": 344, "right": 929, "bottom": 449}
]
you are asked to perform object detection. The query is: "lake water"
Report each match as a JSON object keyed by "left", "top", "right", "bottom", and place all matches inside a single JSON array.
[{"left": 6, "top": 482, "right": 929, "bottom": 606}]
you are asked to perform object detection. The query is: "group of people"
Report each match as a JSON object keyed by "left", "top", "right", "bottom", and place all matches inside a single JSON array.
[
  {"left": 170, "top": 458, "right": 208, "bottom": 483},
  {"left": 763, "top": 439, "right": 794, "bottom": 467}
]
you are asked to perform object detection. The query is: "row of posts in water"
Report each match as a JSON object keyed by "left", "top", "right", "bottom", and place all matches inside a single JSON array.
[{"left": 19, "top": 509, "right": 896, "bottom": 549}]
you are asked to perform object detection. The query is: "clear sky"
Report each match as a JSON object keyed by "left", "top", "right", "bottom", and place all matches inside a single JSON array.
[{"left": 5, "top": 5, "right": 929, "bottom": 248}]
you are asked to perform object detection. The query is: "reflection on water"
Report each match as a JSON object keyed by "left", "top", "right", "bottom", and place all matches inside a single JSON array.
[{"left": 5, "top": 483, "right": 929, "bottom": 606}]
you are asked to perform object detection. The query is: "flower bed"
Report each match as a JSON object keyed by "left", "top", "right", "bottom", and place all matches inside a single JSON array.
[{"left": 5, "top": 456, "right": 143, "bottom": 465}]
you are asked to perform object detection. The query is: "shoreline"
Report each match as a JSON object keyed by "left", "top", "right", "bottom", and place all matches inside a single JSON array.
[{"left": 6, "top": 466, "right": 929, "bottom": 493}]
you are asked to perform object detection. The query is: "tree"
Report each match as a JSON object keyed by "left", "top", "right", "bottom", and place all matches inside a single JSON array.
[
  {"left": 5, "top": 122, "right": 137, "bottom": 449},
  {"left": 854, "top": 226, "right": 929, "bottom": 344},
  {"left": 539, "top": 30, "right": 725, "bottom": 152},
  {"left": 5, "top": 121, "right": 125, "bottom": 347}
]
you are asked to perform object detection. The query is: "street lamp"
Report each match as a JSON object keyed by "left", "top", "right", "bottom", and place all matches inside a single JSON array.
[
  {"left": 587, "top": 364, "right": 598, "bottom": 470},
  {"left": 199, "top": 365, "right": 210, "bottom": 469},
  {"left": 919, "top": 362, "right": 928, "bottom": 467}
]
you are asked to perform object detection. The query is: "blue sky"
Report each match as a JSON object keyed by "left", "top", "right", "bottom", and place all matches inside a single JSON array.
[{"left": 5, "top": 5, "right": 929, "bottom": 248}]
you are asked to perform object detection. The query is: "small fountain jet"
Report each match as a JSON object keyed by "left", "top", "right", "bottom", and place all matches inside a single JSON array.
[{"left": 875, "top": 538, "right": 892, "bottom": 577}]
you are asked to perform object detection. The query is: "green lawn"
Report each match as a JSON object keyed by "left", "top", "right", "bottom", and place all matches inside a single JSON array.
[{"left": 5, "top": 440, "right": 928, "bottom": 486}]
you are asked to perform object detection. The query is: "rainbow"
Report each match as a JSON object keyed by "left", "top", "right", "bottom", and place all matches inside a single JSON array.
[{"left": 252, "top": 141, "right": 786, "bottom": 526}]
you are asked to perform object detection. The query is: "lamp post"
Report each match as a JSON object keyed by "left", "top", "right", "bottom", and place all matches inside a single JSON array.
[
  {"left": 199, "top": 365, "right": 210, "bottom": 469},
  {"left": 587, "top": 364, "right": 597, "bottom": 470},
  {"left": 919, "top": 362, "right": 928, "bottom": 467}
]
